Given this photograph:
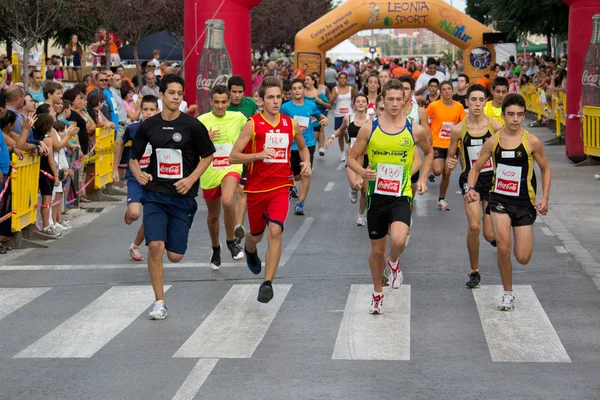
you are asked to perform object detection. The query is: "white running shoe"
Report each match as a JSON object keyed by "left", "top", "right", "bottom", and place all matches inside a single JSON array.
[
  {"left": 319, "top": 147, "right": 325, "bottom": 156},
  {"left": 148, "top": 300, "right": 168, "bottom": 320},
  {"left": 129, "top": 243, "right": 144, "bottom": 261},
  {"left": 498, "top": 294, "right": 515, "bottom": 311},
  {"left": 340, "top": 153, "right": 346, "bottom": 162},
  {"left": 369, "top": 293, "right": 384, "bottom": 314},
  {"left": 437, "top": 199, "right": 450, "bottom": 211},
  {"left": 388, "top": 253, "right": 403, "bottom": 289},
  {"left": 349, "top": 189, "right": 358, "bottom": 204},
  {"left": 356, "top": 213, "right": 366, "bottom": 226}
]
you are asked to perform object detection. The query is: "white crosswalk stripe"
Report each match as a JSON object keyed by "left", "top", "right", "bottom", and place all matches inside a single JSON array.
[{"left": 0, "top": 287, "right": 51, "bottom": 322}]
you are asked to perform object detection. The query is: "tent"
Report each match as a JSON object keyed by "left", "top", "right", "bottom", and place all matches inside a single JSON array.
[
  {"left": 119, "top": 30, "right": 183, "bottom": 62},
  {"left": 326, "top": 40, "right": 370, "bottom": 61}
]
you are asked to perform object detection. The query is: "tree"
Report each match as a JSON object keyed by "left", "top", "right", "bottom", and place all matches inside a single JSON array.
[{"left": 163, "top": 0, "right": 185, "bottom": 52}]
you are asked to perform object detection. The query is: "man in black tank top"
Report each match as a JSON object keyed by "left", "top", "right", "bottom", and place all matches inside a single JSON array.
[
  {"left": 447, "top": 84, "right": 504, "bottom": 290},
  {"left": 465, "top": 94, "right": 551, "bottom": 312}
]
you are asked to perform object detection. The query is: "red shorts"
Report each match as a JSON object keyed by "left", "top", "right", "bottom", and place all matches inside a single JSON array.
[
  {"left": 202, "top": 172, "right": 241, "bottom": 201},
  {"left": 247, "top": 187, "right": 290, "bottom": 236}
]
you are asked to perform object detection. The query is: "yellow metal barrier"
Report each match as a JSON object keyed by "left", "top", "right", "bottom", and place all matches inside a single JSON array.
[
  {"left": 582, "top": 106, "right": 600, "bottom": 157},
  {"left": 94, "top": 126, "right": 115, "bottom": 189},
  {"left": 10, "top": 153, "right": 40, "bottom": 233},
  {"left": 554, "top": 91, "right": 567, "bottom": 138},
  {"left": 11, "top": 52, "right": 21, "bottom": 84}
]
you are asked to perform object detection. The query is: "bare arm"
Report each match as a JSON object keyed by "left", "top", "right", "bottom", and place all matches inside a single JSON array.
[
  {"left": 413, "top": 124, "right": 433, "bottom": 194},
  {"left": 446, "top": 124, "right": 462, "bottom": 169},
  {"left": 418, "top": 107, "right": 431, "bottom": 143},
  {"left": 347, "top": 122, "right": 375, "bottom": 181},
  {"left": 530, "top": 133, "right": 551, "bottom": 215},
  {"left": 292, "top": 121, "right": 312, "bottom": 176}
]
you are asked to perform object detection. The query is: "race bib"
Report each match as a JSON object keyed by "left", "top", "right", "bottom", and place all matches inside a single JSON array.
[
  {"left": 140, "top": 143, "right": 152, "bottom": 169},
  {"left": 156, "top": 148, "right": 183, "bottom": 179},
  {"left": 294, "top": 116, "right": 310, "bottom": 132},
  {"left": 374, "top": 163, "right": 404, "bottom": 197},
  {"left": 439, "top": 122, "right": 454, "bottom": 139},
  {"left": 467, "top": 145, "right": 493, "bottom": 173},
  {"left": 264, "top": 131, "right": 289, "bottom": 164},
  {"left": 212, "top": 143, "right": 233, "bottom": 169},
  {"left": 494, "top": 163, "right": 522, "bottom": 196}
]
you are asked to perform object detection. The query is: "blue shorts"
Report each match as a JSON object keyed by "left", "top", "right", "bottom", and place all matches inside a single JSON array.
[
  {"left": 127, "top": 178, "right": 143, "bottom": 205},
  {"left": 141, "top": 191, "right": 198, "bottom": 255},
  {"left": 334, "top": 116, "right": 345, "bottom": 130}
]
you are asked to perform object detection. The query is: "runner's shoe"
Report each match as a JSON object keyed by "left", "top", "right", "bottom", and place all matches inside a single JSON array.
[
  {"left": 356, "top": 213, "right": 366, "bottom": 226},
  {"left": 129, "top": 243, "right": 144, "bottom": 261},
  {"left": 465, "top": 271, "right": 481, "bottom": 289},
  {"left": 289, "top": 186, "right": 299, "bottom": 199},
  {"left": 234, "top": 224, "right": 246, "bottom": 245},
  {"left": 498, "top": 294, "right": 515, "bottom": 311},
  {"left": 428, "top": 174, "right": 435, "bottom": 182},
  {"left": 437, "top": 199, "right": 450, "bottom": 211},
  {"left": 227, "top": 240, "right": 244, "bottom": 260},
  {"left": 319, "top": 147, "right": 325, "bottom": 156},
  {"left": 369, "top": 293, "right": 384, "bottom": 314},
  {"left": 210, "top": 245, "right": 221, "bottom": 271},
  {"left": 245, "top": 247, "right": 262, "bottom": 275},
  {"left": 257, "top": 281, "right": 274, "bottom": 303},
  {"left": 382, "top": 268, "right": 390, "bottom": 286},
  {"left": 387, "top": 253, "right": 403, "bottom": 289},
  {"left": 294, "top": 201, "right": 305, "bottom": 216},
  {"left": 148, "top": 300, "right": 167, "bottom": 320},
  {"left": 349, "top": 189, "right": 358, "bottom": 204},
  {"left": 340, "top": 153, "right": 346, "bottom": 162}
]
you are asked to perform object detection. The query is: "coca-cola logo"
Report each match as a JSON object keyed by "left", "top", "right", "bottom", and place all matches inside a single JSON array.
[
  {"left": 497, "top": 179, "right": 518, "bottom": 193},
  {"left": 140, "top": 157, "right": 150, "bottom": 167},
  {"left": 582, "top": 70, "right": 599, "bottom": 88},
  {"left": 273, "top": 149, "right": 286, "bottom": 159},
  {"left": 160, "top": 163, "right": 181, "bottom": 175},
  {"left": 377, "top": 178, "right": 400, "bottom": 193},
  {"left": 197, "top": 74, "right": 231, "bottom": 91},
  {"left": 213, "top": 157, "right": 230, "bottom": 166}
]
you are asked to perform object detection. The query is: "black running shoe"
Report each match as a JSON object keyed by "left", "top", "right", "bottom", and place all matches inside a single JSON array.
[
  {"left": 227, "top": 240, "right": 244, "bottom": 260},
  {"left": 245, "top": 247, "right": 262, "bottom": 275},
  {"left": 258, "top": 281, "right": 274, "bottom": 303},
  {"left": 465, "top": 271, "right": 481, "bottom": 289},
  {"left": 428, "top": 174, "right": 435, "bottom": 182},
  {"left": 210, "top": 245, "right": 221, "bottom": 271}
]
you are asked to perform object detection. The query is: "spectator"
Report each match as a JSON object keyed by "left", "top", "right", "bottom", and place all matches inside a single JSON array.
[
  {"left": 87, "top": 93, "right": 114, "bottom": 129},
  {"left": 292, "top": 64, "right": 308, "bottom": 80},
  {"left": 121, "top": 86, "right": 141, "bottom": 121},
  {"left": 116, "top": 65, "right": 133, "bottom": 89},
  {"left": 43, "top": 81, "right": 63, "bottom": 107},
  {"left": 97, "top": 26, "right": 122, "bottom": 67},
  {"left": 140, "top": 72, "right": 159, "bottom": 98},
  {"left": 28, "top": 70, "right": 45, "bottom": 103},
  {"left": 109, "top": 73, "right": 128, "bottom": 140},
  {"left": 65, "top": 34, "right": 84, "bottom": 82},
  {"left": 526, "top": 58, "right": 539, "bottom": 76},
  {"left": 149, "top": 49, "right": 161, "bottom": 76}
]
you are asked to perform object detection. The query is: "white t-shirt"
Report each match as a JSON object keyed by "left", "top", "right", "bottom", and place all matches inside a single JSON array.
[{"left": 415, "top": 71, "right": 447, "bottom": 96}]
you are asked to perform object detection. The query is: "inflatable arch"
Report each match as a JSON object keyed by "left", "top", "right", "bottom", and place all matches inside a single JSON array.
[{"left": 295, "top": 0, "right": 495, "bottom": 81}]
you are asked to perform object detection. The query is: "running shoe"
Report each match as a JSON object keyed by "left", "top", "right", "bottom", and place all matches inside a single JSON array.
[
  {"left": 148, "top": 300, "right": 167, "bottom": 320},
  {"left": 210, "top": 245, "right": 221, "bottom": 271},
  {"left": 387, "top": 253, "right": 403, "bottom": 289},
  {"left": 428, "top": 174, "right": 435, "bottom": 182},
  {"left": 465, "top": 271, "right": 481, "bottom": 289},
  {"left": 289, "top": 186, "right": 299, "bottom": 199},
  {"left": 257, "top": 281, "right": 274, "bottom": 303},
  {"left": 294, "top": 201, "right": 305, "bottom": 216},
  {"left": 245, "top": 247, "right": 262, "bottom": 275},
  {"left": 40, "top": 226, "right": 62, "bottom": 237},
  {"left": 129, "top": 243, "right": 144, "bottom": 261},
  {"left": 356, "top": 213, "right": 366, "bottom": 226},
  {"left": 349, "top": 189, "right": 358, "bottom": 204},
  {"left": 227, "top": 240, "right": 244, "bottom": 260},
  {"left": 595, "top": 173, "right": 600, "bottom": 180},
  {"left": 498, "top": 294, "right": 515, "bottom": 311},
  {"left": 369, "top": 293, "right": 384, "bottom": 314},
  {"left": 234, "top": 224, "right": 246, "bottom": 245},
  {"left": 59, "top": 220, "right": 74, "bottom": 230},
  {"left": 340, "top": 153, "right": 346, "bottom": 162},
  {"left": 382, "top": 268, "right": 390, "bottom": 287},
  {"left": 319, "top": 147, "right": 325, "bottom": 157},
  {"left": 437, "top": 199, "right": 450, "bottom": 211},
  {"left": 53, "top": 223, "right": 65, "bottom": 234}
]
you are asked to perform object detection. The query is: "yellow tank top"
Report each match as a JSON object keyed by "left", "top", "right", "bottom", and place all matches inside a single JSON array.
[{"left": 484, "top": 101, "right": 505, "bottom": 126}]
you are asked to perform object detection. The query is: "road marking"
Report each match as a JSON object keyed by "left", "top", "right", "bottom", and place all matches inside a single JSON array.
[
  {"left": 332, "top": 284, "right": 410, "bottom": 360},
  {"left": 541, "top": 227, "right": 555, "bottom": 236},
  {"left": 336, "top": 163, "right": 345, "bottom": 170},
  {"left": 555, "top": 246, "right": 569, "bottom": 254},
  {"left": 0, "top": 287, "right": 51, "bottom": 322},
  {"left": 0, "top": 249, "right": 34, "bottom": 267},
  {"left": 14, "top": 285, "right": 170, "bottom": 358},
  {"left": 473, "top": 285, "right": 571, "bottom": 363},
  {"left": 174, "top": 284, "right": 291, "bottom": 358},
  {"left": 279, "top": 217, "right": 314, "bottom": 266},
  {"left": 413, "top": 195, "right": 430, "bottom": 217},
  {"left": 172, "top": 358, "right": 219, "bottom": 400},
  {"left": 324, "top": 182, "right": 335, "bottom": 192},
  {"left": 0, "top": 262, "right": 250, "bottom": 271}
]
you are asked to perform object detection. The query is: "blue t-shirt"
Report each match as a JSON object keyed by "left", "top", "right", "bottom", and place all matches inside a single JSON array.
[
  {"left": 281, "top": 99, "right": 321, "bottom": 150},
  {"left": 122, "top": 121, "right": 141, "bottom": 179},
  {"left": 0, "top": 134, "right": 10, "bottom": 175},
  {"left": 103, "top": 88, "right": 119, "bottom": 134},
  {"left": 28, "top": 88, "right": 45, "bottom": 103}
]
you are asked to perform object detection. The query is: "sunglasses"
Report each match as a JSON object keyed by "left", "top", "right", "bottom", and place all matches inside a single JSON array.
[{"left": 99, "top": 79, "right": 108, "bottom": 82}]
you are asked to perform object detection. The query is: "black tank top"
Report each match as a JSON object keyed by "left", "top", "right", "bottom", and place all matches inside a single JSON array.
[
  {"left": 460, "top": 117, "right": 496, "bottom": 177},
  {"left": 347, "top": 114, "right": 362, "bottom": 142}
]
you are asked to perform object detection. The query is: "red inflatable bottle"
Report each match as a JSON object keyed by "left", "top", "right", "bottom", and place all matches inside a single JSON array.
[{"left": 582, "top": 14, "right": 600, "bottom": 107}]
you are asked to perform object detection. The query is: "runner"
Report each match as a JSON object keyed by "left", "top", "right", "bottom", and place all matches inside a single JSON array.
[
  {"left": 280, "top": 79, "right": 328, "bottom": 216},
  {"left": 198, "top": 85, "right": 247, "bottom": 271},
  {"left": 362, "top": 73, "right": 381, "bottom": 118},
  {"left": 427, "top": 80, "right": 467, "bottom": 211},
  {"left": 446, "top": 84, "right": 504, "bottom": 289},
  {"left": 452, "top": 74, "right": 470, "bottom": 110},
  {"left": 329, "top": 72, "right": 356, "bottom": 161},
  {"left": 129, "top": 74, "right": 216, "bottom": 320},
  {"left": 378, "top": 69, "right": 391, "bottom": 88},
  {"left": 113, "top": 95, "right": 159, "bottom": 262},
  {"left": 347, "top": 79, "right": 433, "bottom": 314},
  {"left": 418, "top": 78, "right": 440, "bottom": 108},
  {"left": 304, "top": 73, "right": 331, "bottom": 157},
  {"left": 465, "top": 94, "right": 551, "bottom": 311},
  {"left": 484, "top": 76, "right": 509, "bottom": 125},
  {"left": 229, "top": 76, "right": 312, "bottom": 303}
]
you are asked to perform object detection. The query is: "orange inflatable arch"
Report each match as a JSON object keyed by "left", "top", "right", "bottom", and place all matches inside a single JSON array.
[{"left": 295, "top": 0, "right": 495, "bottom": 81}]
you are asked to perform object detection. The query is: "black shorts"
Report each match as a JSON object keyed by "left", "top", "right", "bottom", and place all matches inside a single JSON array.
[
  {"left": 488, "top": 197, "right": 537, "bottom": 227},
  {"left": 433, "top": 147, "right": 448, "bottom": 160},
  {"left": 291, "top": 146, "right": 315, "bottom": 176},
  {"left": 366, "top": 195, "right": 412, "bottom": 240},
  {"left": 411, "top": 170, "right": 420, "bottom": 184},
  {"left": 39, "top": 173, "right": 54, "bottom": 196},
  {"left": 459, "top": 172, "right": 493, "bottom": 201},
  {"left": 240, "top": 164, "right": 247, "bottom": 186}
]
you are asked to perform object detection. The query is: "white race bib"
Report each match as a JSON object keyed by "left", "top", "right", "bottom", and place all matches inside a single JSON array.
[
  {"left": 374, "top": 163, "right": 404, "bottom": 197},
  {"left": 140, "top": 143, "right": 152, "bottom": 169},
  {"left": 494, "top": 163, "right": 522, "bottom": 196},
  {"left": 439, "top": 122, "right": 454, "bottom": 139},
  {"left": 339, "top": 108, "right": 349, "bottom": 114},
  {"left": 264, "top": 131, "right": 289, "bottom": 164},
  {"left": 294, "top": 116, "right": 310, "bottom": 132},
  {"left": 212, "top": 143, "right": 233, "bottom": 169},
  {"left": 156, "top": 148, "right": 183, "bottom": 179},
  {"left": 467, "top": 145, "right": 493, "bottom": 173}
]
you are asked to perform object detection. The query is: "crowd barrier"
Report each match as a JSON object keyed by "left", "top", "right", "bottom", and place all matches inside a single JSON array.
[
  {"left": 10, "top": 52, "right": 46, "bottom": 84},
  {"left": 519, "top": 84, "right": 567, "bottom": 140},
  {"left": 93, "top": 126, "right": 115, "bottom": 189},
  {"left": 9, "top": 153, "right": 40, "bottom": 233},
  {"left": 582, "top": 106, "right": 600, "bottom": 158}
]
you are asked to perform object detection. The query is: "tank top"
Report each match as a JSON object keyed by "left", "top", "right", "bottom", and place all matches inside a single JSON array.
[
  {"left": 460, "top": 117, "right": 496, "bottom": 176},
  {"left": 347, "top": 113, "right": 368, "bottom": 146},
  {"left": 407, "top": 103, "right": 420, "bottom": 125},
  {"left": 484, "top": 101, "right": 505, "bottom": 126},
  {"left": 490, "top": 129, "right": 537, "bottom": 206},
  {"left": 366, "top": 118, "right": 415, "bottom": 198},
  {"left": 334, "top": 88, "right": 353, "bottom": 117},
  {"left": 424, "top": 94, "right": 432, "bottom": 108},
  {"left": 244, "top": 113, "right": 295, "bottom": 193}
]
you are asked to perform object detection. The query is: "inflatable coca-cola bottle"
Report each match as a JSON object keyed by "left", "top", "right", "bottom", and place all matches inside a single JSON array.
[
  {"left": 582, "top": 14, "right": 600, "bottom": 107},
  {"left": 197, "top": 19, "right": 232, "bottom": 115}
]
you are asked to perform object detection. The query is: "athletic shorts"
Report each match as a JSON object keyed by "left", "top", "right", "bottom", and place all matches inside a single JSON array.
[
  {"left": 433, "top": 147, "right": 448, "bottom": 160},
  {"left": 247, "top": 186, "right": 290, "bottom": 236},
  {"left": 141, "top": 190, "right": 198, "bottom": 255},
  {"left": 411, "top": 170, "right": 420, "bottom": 184},
  {"left": 488, "top": 197, "right": 537, "bottom": 227},
  {"left": 459, "top": 172, "right": 493, "bottom": 202},
  {"left": 202, "top": 172, "right": 241, "bottom": 201},
  {"left": 39, "top": 173, "right": 54, "bottom": 196},
  {"left": 127, "top": 178, "right": 143, "bottom": 205},
  {"left": 291, "top": 146, "right": 315, "bottom": 176},
  {"left": 366, "top": 194, "right": 412, "bottom": 240},
  {"left": 240, "top": 164, "right": 247, "bottom": 186},
  {"left": 334, "top": 116, "right": 345, "bottom": 130},
  {"left": 314, "top": 124, "right": 321, "bottom": 132}
]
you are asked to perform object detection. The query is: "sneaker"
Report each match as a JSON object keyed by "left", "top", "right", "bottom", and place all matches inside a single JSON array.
[
  {"left": 234, "top": 224, "right": 246, "bottom": 245},
  {"left": 498, "top": 294, "right": 515, "bottom": 311},
  {"left": 257, "top": 281, "right": 274, "bottom": 303},
  {"left": 319, "top": 147, "right": 325, "bottom": 156},
  {"left": 388, "top": 253, "right": 403, "bottom": 289},
  {"left": 210, "top": 245, "right": 221, "bottom": 271},
  {"left": 465, "top": 271, "right": 481, "bottom": 289},
  {"left": 148, "top": 300, "right": 167, "bottom": 320},
  {"left": 349, "top": 189, "right": 358, "bottom": 204},
  {"left": 41, "top": 226, "right": 61, "bottom": 237},
  {"left": 289, "top": 186, "right": 299, "bottom": 199},
  {"left": 340, "top": 153, "right": 346, "bottom": 162},
  {"left": 294, "top": 201, "right": 305, "bottom": 216},
  {"left": 595, "top": 173, "right": 600, "bottom": 180},
  {"left": 437, "top": 199, "right": 450, "bottom": 211},
  {"left": 382, "top": 268, "right": 390, "bottom": 287},
  {"left": 369, "top": 293, "right": 384, "bottom": 314},
  {"left": 245, "top": 247, "right": 262, "bottom": 275},
  {"left": 227, "top": 240, "right": 244, "bottom": 260},
  {"left": 428, "top": 174, "right": 435, "bottom": 182},
  {"left": 53, "top": 223, "right": 65, "bottom": 234},
  {"left": 129, "top": 243, "right": 144, "bottom": 261},
  {"left": 356, "top": 213, "right": 366, "bottom": 226}
]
